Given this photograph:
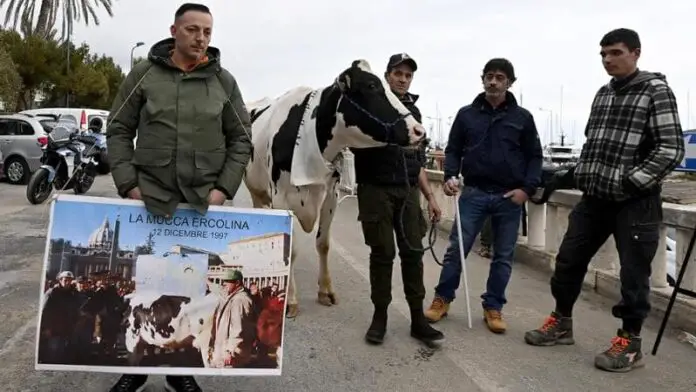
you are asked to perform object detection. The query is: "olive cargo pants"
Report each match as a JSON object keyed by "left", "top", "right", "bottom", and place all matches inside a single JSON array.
[{"left": 357, "top": 183, "right": 428, "bottom": 309}]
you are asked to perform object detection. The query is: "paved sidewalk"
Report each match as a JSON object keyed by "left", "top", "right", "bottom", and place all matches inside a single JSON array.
[{"left": 0, "top": 177, "right": 694, "bottom": 391}]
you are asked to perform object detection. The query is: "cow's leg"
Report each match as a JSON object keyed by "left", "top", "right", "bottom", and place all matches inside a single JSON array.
[
  {"left": 127, "top": 339, "right": 147, "bottom": 366},
  {"left": 286, "top": 227, "right": 300, "bottom": 318},
  {"left": 249, "top": 187, "right": 272, "bottom": 209},
  {"left": 316, "top": 179, "right": 339, "bottom": 306}
]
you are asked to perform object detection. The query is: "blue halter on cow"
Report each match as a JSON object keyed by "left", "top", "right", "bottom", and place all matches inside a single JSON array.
[{"left": 244, "top": 59, "right": 427, "bottom": 318}]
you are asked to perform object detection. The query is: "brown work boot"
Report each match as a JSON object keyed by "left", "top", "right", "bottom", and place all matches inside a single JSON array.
[
  {"left": 477, "top": 245, "right": 492, "bottom": 259},
  {"left": 483, "top": 309, "right": 507, "bottom": 334},
  {"left": 424, "top": 296, "right": 449, "bottom": 323}
]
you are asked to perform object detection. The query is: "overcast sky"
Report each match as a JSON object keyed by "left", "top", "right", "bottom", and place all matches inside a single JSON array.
[{"left": 27, "top": 0, "right": 696, "bottom": 146}]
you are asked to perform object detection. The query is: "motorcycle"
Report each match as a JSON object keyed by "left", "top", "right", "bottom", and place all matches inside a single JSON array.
[
  {"left": 93, "top": 132, "right": 110, "bottom": 175},
  {"left": 87, "top": 116, "right": 110, "bottom": 175},
  {"left": 26, "top": 124, "right": 100, "bottom": 204}
]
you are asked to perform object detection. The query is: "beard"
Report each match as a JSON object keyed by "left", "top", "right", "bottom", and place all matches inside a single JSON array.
[
  {"left": 484, "top": 86, "right": 506, "bottom": 98},
  {"left": 485, "top": 87, "right": 506, "bottom": 97}
]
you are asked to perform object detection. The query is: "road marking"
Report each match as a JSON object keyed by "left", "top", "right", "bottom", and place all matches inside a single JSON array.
[{"left": 331, "top": 240, "right": 510, "bottom": 392}]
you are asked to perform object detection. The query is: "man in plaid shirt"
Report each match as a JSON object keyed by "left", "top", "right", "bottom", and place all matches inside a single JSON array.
[{"left": 524, "top": 28, "right": 685, "bottom": 373}]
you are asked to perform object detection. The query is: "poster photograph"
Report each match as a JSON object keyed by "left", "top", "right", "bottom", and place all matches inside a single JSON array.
[{"left": 35, "top": 194, "right": 293, "bottom": 376}]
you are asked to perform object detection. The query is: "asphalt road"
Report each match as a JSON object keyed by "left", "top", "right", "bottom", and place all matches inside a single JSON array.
[{"left": 0, "top": 176, "right": 695, "bottom": 392}]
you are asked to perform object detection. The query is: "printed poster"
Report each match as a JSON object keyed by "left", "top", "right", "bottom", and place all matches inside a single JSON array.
[{"left": 35, "top": 194, "right": 293, "bottom": 376}]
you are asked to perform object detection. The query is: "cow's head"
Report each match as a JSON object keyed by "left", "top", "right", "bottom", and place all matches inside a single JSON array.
[
  {"left": 334, "top": 59, "right": 425, "bottom": 148},
  {"left": 529, "top": 164, "right": 577, "bottom": 205}
]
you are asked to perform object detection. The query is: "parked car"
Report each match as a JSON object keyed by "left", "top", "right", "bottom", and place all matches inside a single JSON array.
[
  {"left": 0, "top": 113, "right": 60, "bottom": 184},
  {"left": 20, "top": 109, "right": 111, "bottom": 174},
  {"left": 0, "top": 149, "right": 3, "bottom": 180},
  {"left": 19, "top": 108, "right": 109, "bottom": 133}
]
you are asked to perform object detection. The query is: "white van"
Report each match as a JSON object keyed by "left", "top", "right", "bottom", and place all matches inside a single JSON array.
[{"left": 19, "top": 108, "right": 109, "bottom": 133}]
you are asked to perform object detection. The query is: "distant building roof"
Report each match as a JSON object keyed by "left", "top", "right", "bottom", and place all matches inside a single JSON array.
[
  {"left": 169, "top": 244, "right": 219, "bottom": 255},
  {"left": 232, "top": 232, "right": 289, "bottom": 244}
]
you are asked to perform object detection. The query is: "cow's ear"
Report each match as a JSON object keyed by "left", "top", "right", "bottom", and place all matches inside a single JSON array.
[{"left": 336, "top": 71, "right": 351, "bottom": 92}]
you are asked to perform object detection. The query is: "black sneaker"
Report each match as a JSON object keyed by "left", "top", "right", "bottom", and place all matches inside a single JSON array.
[
  {"left": 524, "top": 311, "right": 575, "bottom": 346},
  {"left": 594, "top": 329, "right": 644, "bottom": 372},
  {"left": 165, "top": 376, "right": 202, "bottom": 392},
  {"left": 108, "top": 374, "right": 148, "bottom": 392}
]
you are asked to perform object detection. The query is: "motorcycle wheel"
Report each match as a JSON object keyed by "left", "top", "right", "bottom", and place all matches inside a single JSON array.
[
  {"left": 26, "top": 168, "right": 54, "bottom": 205},
  {"left": 96, "top": 150, "right": 110, "bottom": 175},
  {"left": 73, "top": 170, "right": 95, "bottom": 195}
]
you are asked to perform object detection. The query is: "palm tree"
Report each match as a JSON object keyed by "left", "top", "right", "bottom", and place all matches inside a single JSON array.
[{"left": 1, "top": 0, "right": 114, "bottom": 40}]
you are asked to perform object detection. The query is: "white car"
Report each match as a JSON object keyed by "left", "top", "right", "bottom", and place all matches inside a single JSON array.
[{"left": 19, "top": 108, "right": 109, "bottom": 133}]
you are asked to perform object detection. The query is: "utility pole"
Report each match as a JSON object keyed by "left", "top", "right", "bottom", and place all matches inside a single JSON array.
[
  {"left": 559, "top": 85, "right": 564, "bottom": 135},
  {"left": 65, "top": 1, "right": 71, "bottom": 108}
]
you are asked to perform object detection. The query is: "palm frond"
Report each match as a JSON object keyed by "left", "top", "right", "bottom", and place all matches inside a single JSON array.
[
  {"left": 0, "top": 0, "right": 33, "bottom": 30},
  {"left": 1, "top": 0, "right": 116, "bottom": 41}
]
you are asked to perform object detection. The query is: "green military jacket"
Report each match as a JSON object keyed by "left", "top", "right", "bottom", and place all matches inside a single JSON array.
[{"left": 106, "top": 38, "right": 252, "bottom": 217}]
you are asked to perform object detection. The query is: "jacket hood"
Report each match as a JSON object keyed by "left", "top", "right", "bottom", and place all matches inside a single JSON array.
[
  {"left": 147, "top": 37, "right": 221, "bottom": 73},
  {"left": 611, "top": 70, "right": 668, "bottom": 91},
  {"left": 627, "top": 70, "right": 667, "bottom": 87}
]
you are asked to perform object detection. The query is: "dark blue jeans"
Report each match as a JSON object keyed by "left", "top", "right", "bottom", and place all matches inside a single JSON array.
[{"left": 433, "top": 186, "right": 522, "bottom": 311}]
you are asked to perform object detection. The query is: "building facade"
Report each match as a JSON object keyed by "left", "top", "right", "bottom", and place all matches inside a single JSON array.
[{"left": 47, "top": 216, "right": 136, "bottom": 280}]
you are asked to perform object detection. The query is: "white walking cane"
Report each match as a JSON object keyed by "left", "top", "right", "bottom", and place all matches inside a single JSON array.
[{"left": 452, "top": 175, "right": 473, "bottom": 329}]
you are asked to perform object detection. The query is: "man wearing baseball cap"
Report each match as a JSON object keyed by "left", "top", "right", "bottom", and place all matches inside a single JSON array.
[
  {"left": 208, "top": 269, "right": 256, "bottom": 368},
  {"left": 352, "top": 52, "right": 443, "bottom": 346}
]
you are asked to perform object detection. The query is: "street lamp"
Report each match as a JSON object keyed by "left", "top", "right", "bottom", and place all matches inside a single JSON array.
[{"left": 130, "top": 42, "right": 145, "bottom": 69}]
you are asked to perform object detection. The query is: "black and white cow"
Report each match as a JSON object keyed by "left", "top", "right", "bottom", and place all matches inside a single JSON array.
[
  {"left": 243, "top": 59, "right": 426, "bottom": 318},
  {"left": 529, "top": 163, "right": 577, "bottom": 205},
  {"left": 123, "top": 292, "right": 218, "bottom": 366}
]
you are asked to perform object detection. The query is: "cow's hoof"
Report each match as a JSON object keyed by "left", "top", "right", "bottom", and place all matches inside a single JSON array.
[
  {"left": 286, "top": 304, "right": 299, "bottom": 319},
  {"left": 317, "top": 292, "right": 338, "bottom": 306}
]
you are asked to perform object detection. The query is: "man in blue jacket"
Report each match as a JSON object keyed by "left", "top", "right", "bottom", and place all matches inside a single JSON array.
[{"left": 424, "top": 58, "right": 543, "bottom": 334}]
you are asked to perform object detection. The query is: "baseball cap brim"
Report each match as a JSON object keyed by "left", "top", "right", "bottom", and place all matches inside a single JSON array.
[{"left": 388, "top": 54, "right": 418, "bottom": 72}]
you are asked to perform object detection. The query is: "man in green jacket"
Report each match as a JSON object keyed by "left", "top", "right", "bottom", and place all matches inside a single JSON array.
[{"left": 106, "top": 3, "right": 252, "bottom": 392}]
